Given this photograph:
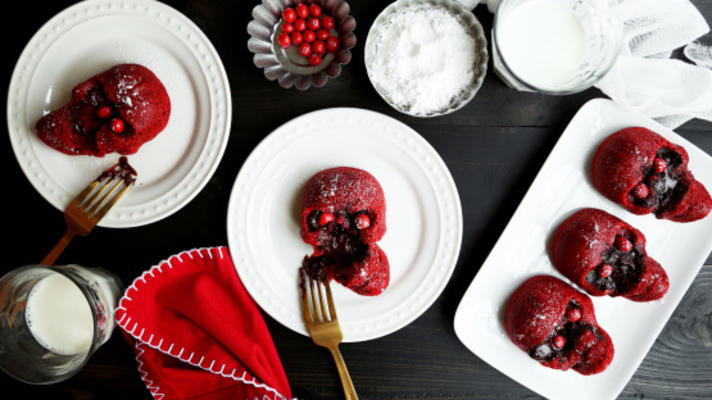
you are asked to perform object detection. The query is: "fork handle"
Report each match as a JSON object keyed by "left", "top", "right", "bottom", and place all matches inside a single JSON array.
[
  {"left": 329, "top": 345, "right": 358, "bottom": 400},
  {"left": 41, "top": 230, "right": 75, "bottom": 266}
]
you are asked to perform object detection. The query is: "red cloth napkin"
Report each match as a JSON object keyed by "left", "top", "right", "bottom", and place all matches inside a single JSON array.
[{"left": 115, "top": 246, "right": 292, "bottom": 400}]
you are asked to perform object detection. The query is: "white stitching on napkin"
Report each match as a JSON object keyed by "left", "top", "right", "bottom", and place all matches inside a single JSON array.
[
  {"left": 115, "top": 246, "right": 289, "bottom": 400},
  {"left": 135, "top": 342, "right": 166, "bottom": 400}
]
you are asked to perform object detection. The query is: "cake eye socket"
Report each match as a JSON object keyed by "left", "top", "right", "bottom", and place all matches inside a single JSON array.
[{"left": 306, "top": 210, "right": 322, "bottom": 231}]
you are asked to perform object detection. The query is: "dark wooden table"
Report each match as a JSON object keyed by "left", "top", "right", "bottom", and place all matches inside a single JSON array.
[{"left": 3, "top": 1, "right": 712, "bottom": 399}]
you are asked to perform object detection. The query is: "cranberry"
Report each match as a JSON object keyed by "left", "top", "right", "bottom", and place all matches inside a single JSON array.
[
  {"left": 308, "top": 53, "right": 322, "bottom": 66},
  {"left": 303, "top": 30, "right": 316, "bottom": 43},
  {"left": 653, "top": 157, "right": 667, "bottom": 174},
  {"left": 296, "top": 3, "right": 309, "bottom": 19},
  {"left": 294, "top": 19, "right": 307, "bottom": 31},
  {"left": 277, "top": 33, "right": 291, "bottom": 48},
  {"left": 312, "top": 40, "right": 326, "bottom": 54},
  {"left": 598, "top": 263, "right": 614, "bottom": 278},
  {"left": 318, "top": 212, "right": 334, "bottom": 226},
  {"left": 553, "top": 336, "right": 566, "bottom": 349},
  {"left": 354, "top": 214, "right": 370, "bottom": 229},
  {"left": 566, "top": 307, "right": 581, "bottom": 322},
  {"left": 291, "top": 31, "right": 304, "bottom": 45},
  {"left": 282, "top": 7, "right": 297, "bottom": 23},
  {"left": 307, "top": 17, "right": 321, "bottom": 31},
  {"left": 309, "top": 3, "right": 322, "bottom": 17},
  {"left": 298, "top": 42, "right": 312, "bottom": 57},
  {"left": 97, "top": 106, "right": 112, "bottom": 119},
  {"left": 110, "top": 118, "right": 125, "bottom": 133},
  {"left": 632, "top": 182, "right": 649, "bottom": 199},
  {"left": 316, "top": 29, "right": 330, "bottom": 41},
  {"left": 282, "top": 23, "right": 295, "bottom": 34},
  {"left": 321, "top": 15, "right": 335, "bottom": 30},
  {"left": 326, "top": 36, "right": 340, "bottom": 53},
  {"left": 615, "top": 236, "right": 633, "bottom": 252}
]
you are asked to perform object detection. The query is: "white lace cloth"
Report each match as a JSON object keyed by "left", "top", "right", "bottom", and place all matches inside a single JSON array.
[{"left": 456, "top": 0, "right": 712, "bottom": 128}]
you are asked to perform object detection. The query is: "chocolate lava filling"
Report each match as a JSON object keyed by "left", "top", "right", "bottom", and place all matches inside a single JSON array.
[
  {"left": 585, "top": 237, "right": 643, "bottom": 294},
  {"left": 631, "top": 148, "right": 687, "bottom": 215},
  {"left": 302, "top": 210, "right": 369, "bottom": 282},
  {"left": 529, "top": 301, "right": 601, "bottom": 362}
]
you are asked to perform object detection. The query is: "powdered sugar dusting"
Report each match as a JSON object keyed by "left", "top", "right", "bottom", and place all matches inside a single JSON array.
[{"left": 368, "top": 4, "right": 477, "bottom": 115}]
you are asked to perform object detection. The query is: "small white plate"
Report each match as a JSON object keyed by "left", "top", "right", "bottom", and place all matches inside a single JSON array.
[
  {"left": 454, "top": 99, "right": 712, "bottom": 400},
  {"left": 226, "top": 108, "right": 462, "bottom": 342},
  {"left": 7, "top": 0, "right": 231, "bottom": 228}
]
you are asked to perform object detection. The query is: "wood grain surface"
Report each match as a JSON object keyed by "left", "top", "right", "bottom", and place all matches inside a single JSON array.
[{"left": 1, "top": 0, "right": 711, "bottom": 399}]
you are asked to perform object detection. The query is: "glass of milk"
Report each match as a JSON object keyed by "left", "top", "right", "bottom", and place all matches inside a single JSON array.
[
  {"left": 0, "top": 264, "right": 122, "bottom": 384},
  {"left": 492, "top": 0, "right": 622, "bottom": 94}
]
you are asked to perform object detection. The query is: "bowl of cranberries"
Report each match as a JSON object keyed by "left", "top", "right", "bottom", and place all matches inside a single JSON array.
[{"left": 248, "top": 0, "right": 356, "bottom": 90}]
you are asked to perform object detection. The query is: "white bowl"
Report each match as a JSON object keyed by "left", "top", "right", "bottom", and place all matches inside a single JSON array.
[{"left": 365, "top": 0, "right": 488, "bottom": 117}]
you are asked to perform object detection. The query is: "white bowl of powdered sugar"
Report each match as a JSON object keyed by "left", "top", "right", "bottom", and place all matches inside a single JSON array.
[{"left": 365, "top": 0, "right": 488, "bottom": 117}]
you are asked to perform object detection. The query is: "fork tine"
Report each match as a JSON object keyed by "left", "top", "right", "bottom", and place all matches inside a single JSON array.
[
  {"left": 91, "top": 181, "right": 133, "bottom": 221},
  {"left": 324, "top": 277, "right": 337, "bottom": 320},
  {"left": 299, "top": 270, "right": 314, "bottom": 325},
  {"left": 80, "top": 178, "right": 111, "bottom": 210},
  {"left": 309, "top": 275, "right": 322, "bottom": 323},
  {"left": 316, "top": 277, "right": 330, "bottom": 322},
  {"left": 85, "top": 178, "right": 123, "bottom": 216},
  {"left": 72, "top": 181, "right": 100, "bottom": 207}
]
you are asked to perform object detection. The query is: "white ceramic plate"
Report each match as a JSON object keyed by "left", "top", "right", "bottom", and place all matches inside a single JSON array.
[
  {"left": 454, "top": 99, "right": 712, "bottom": 400},
  {"left": 7, "top": 0, "right": 231, "bottom": 228},
  {"left": 227, "top": 108, "right": 462, "bottom": 342}
]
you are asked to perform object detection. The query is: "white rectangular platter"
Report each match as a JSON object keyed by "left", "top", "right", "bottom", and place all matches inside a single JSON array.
[{"left": 453, "top": 98, "right": 712, "bottom": 400}]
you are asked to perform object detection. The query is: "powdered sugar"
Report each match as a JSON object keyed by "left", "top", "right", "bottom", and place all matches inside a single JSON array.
[{"left": 368, "top": 5, "right": 477, "bottom": 115}]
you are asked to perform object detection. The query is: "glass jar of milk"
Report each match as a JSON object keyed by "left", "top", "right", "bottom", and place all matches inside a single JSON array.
[
  {"left": 492, "top": 0, "right": 622, "bottom": 94},
  {"left": 0, "top": 264, "right": 122, "bottom": 384}
]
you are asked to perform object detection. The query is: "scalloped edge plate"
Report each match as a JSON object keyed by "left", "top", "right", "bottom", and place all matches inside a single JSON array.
[
  {"left": 7, "top": 0, "right": 231, "bottom": 228},
  {"left": 227, "top": 108, "right": 462, "bottom": 342}
]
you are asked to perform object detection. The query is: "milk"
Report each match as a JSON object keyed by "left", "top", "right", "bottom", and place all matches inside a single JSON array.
[
  {"left": 496, "top": 0, "right": 585, "bottom": 90},
  {"left": 25, "top": 274, "right": 94, "bottom": 355}
]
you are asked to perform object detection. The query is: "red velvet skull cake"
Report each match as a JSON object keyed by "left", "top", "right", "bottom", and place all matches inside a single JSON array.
[
  {"left": 300, "top": 167, "right": 389, "bottom": 296},
  {"left": 550, "top": 208, "right": 669, "bottom": 302},
  {"left": 35, "top": 64, "right": 171, "bottom": 157},
  {"left": 504, "top": 275, "right": 614, "bottom": 375},
  {"left": 592, "top": 127, "right": 711, "bottom": 222}
]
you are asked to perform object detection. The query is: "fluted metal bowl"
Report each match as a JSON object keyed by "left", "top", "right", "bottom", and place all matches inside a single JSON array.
[{"left": 247, "top": 0, "right": 357, "bottom": 90}]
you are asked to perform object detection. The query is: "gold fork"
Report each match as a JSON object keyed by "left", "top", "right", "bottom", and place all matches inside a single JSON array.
[
  {"left": 300, "top": 270, "right": 359, "bottom": 400},
  {"left": 40, "top": 173, "right": 133, "bottom": 266}
]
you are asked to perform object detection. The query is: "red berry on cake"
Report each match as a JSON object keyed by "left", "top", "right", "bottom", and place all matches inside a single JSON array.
[
  {"left": 615, "top": 236, "right": 633, "bottom": 252},
  {"left": 97, "top": 106, "right": 112, "bottom": 119},
  {"left": 110, "top": 118, "right": 125, "bottom": 133},
  {"left": 318, "top": 212, "right": 334, "bottom": 226}
]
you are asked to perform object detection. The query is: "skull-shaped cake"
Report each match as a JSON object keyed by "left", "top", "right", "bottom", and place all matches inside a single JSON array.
[
  {"left": 35, "top": 64, "right": 170, "bottom": 157},
  {"left": 504, "top": 275, "right": 614, "bottom": 375},
  {"left": 299, "top": 167, "right": 389, "bottom": 296},
  {"left": 592, "top": 127, "right": 711, "bottom": 222},
  {"left": 550, "top": 208, "right": 669, "bottom": 302}
]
